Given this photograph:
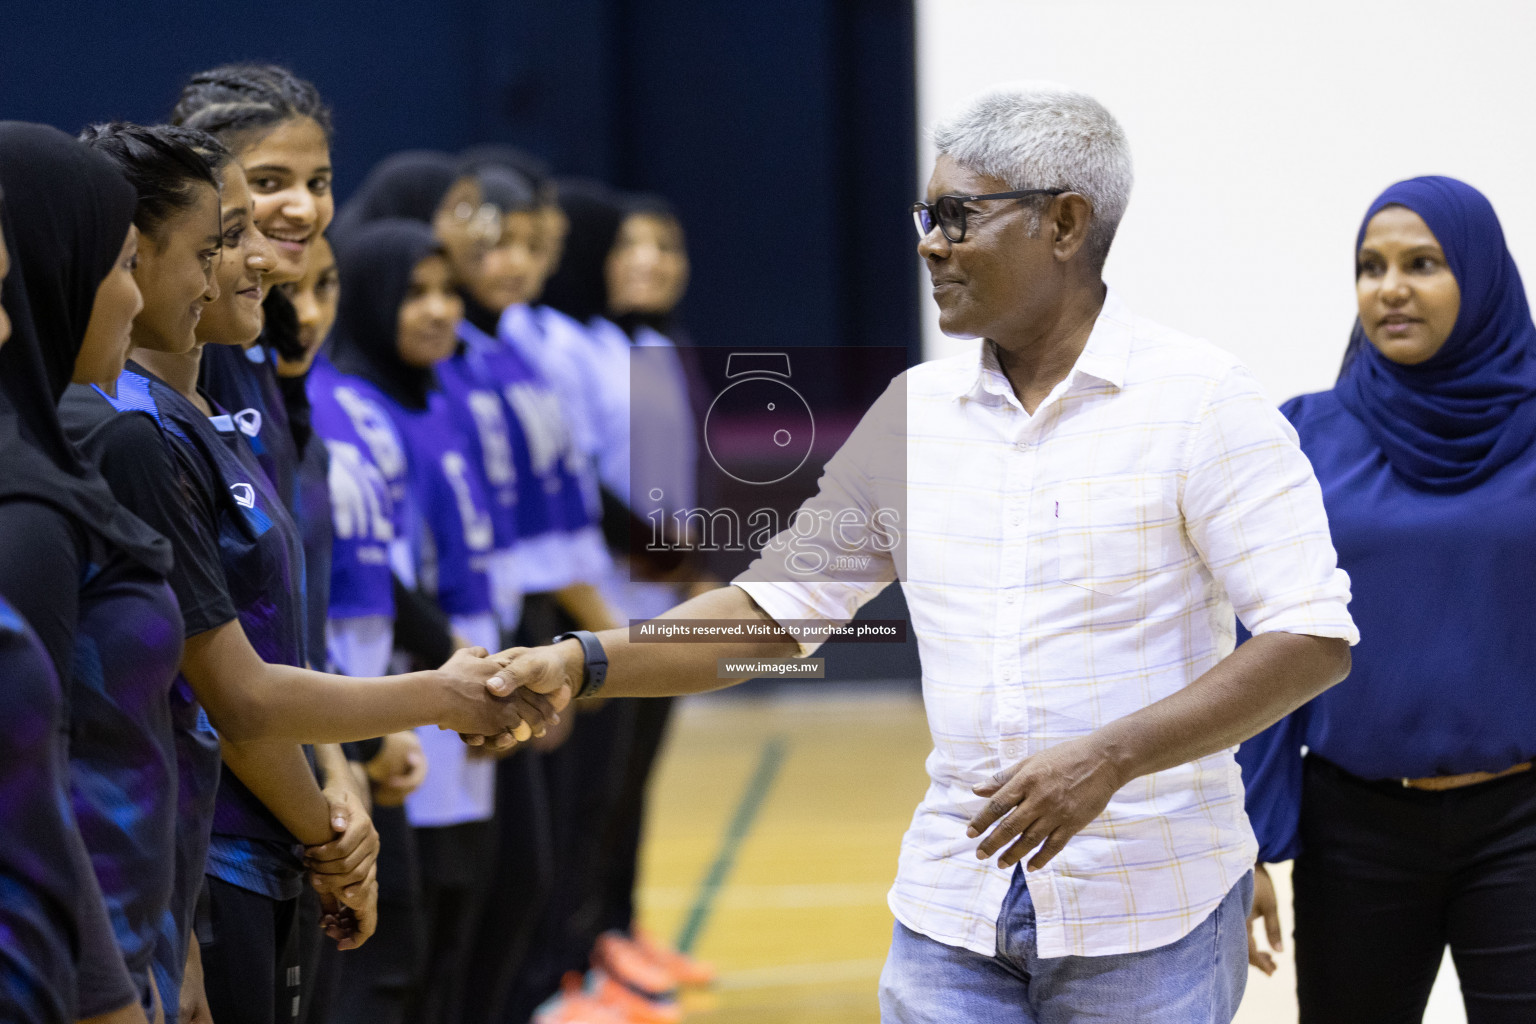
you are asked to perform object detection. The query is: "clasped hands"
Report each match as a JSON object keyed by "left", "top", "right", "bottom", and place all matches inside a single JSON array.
[{"left": 439, "top": 643, "right": 576, "bottom": 750}]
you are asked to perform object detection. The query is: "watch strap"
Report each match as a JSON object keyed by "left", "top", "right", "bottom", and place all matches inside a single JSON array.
[{"left": 552, "top": 630, "right": 609, "bottom": 700}]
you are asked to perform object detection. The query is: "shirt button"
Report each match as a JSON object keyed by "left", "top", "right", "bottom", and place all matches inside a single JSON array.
[{"left": 1015, "top": 440, "right": 1030, "bottom": 451}]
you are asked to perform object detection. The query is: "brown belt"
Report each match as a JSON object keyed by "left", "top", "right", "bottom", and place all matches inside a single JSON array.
[{"left": 1401, "top": 761, "right": 1532, "bottom": 791}]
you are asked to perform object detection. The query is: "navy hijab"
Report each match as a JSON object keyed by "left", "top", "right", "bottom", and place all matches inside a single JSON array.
[
  {"left": 1334, "top": 176, "right": 1536, "bottom": 493},
  {"left": 327, "top": 218, "right": 443, "bottom": 410},
  {"left": 0, "top": 122, "right": 172, "bottom": 575},
  {"left": 332, "top": 150, "right": 459, "bottom": 240},
  {"left": 540, "top": 177, "right": 624, "bottom": 325},
  {"left": 610, "top": 191, "right": 688, "bottom": 340}
]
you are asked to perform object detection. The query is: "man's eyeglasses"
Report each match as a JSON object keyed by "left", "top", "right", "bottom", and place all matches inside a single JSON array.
[{"left": 911, "top": 189, "right": 1067, "bottom": 243}]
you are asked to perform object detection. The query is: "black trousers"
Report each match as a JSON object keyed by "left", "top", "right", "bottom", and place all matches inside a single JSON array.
[
  {"left": 310, "top": 804, "right": 424, "bottom": 1024},
  {"left": 402, "top": 818, "right": 496, "bottom": 1024},
  {"left": 598, "top": 695, "right": 676, "bottom": 936},
  {"left": 462, "top": 750, "right": 555, "bottom": 1024},
  {"left": 198, "top": 877, "right": 304, "bottom": 1024},
  {"left": 495, "top": 700, "right": 637, "bottom": 1023},
  {"left": 1294, "top": 755, "right": 1536, "bottom": 1024}
]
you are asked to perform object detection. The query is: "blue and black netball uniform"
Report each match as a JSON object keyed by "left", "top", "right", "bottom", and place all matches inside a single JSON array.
[
  {"left": 0, "top": 595, "right": 107, "bottom": 1024},
  {"left": 63, "top": 361, "right": 310, "bottom": 1017},
  {"left": 0, "top": 478, "right": 187, "bottom": 1022},
  {"left": 203, "top": 298, "right": 336, "bottom": 677},
  {"left": 287, "top": 391, "right": 333, "bottom": 674},
  {"left": 201, "top": 340, "right": 299, "bottom": 510},
  {"left": 0, "top": 123, "right": 186, "bottom": 1022}
]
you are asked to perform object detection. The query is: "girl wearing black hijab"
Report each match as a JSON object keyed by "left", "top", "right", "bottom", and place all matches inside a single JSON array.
[
  {"left": 327, "top": 151, "right": 487, "bottom": 699},
  {"left": 591, "top": 193, "right": 714, "bottom": 990},
  {"left": 332, "top": 150, "right": 493, "bottom": 271},
  {"left": 325, "top": 218, "right": 502, "bottom": 1024},
  {"left": 0, "top": 122, "right": 182, "bottom": 1024},
  {"left": 0, "top": 183, "right": 134, "bottom": 1024},
  {"left": 346, "top": 155, "right": 530, "bottom": 642}
]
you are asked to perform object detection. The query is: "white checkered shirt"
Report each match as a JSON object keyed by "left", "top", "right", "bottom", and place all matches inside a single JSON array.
[{"left": 735, "top": 289, "right": 1358, "bottom": 958}]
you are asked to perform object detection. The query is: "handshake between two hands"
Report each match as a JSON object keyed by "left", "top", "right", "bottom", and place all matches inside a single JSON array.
[{"left": 437, "top": 642, "right": 579, "bottom": 750}]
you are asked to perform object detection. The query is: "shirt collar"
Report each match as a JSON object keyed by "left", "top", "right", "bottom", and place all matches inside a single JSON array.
[{"left": 956, "top": 287, "right": 1133, "bottom": 406}]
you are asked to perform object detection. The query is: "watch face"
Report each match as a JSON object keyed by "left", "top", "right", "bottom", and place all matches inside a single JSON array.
[{"left": 704, "top": 375, "right": 816, "bottom": 485}]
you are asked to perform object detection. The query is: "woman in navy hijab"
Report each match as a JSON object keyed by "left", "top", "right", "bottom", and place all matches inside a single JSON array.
[{"left": 1239, "top": 176, "right": 1536, "bottom": 1022}]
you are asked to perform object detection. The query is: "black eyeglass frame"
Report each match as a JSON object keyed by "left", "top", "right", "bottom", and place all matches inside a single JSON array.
[{"left": 911, "top": 188, "right": 1068, "bottom": 243}]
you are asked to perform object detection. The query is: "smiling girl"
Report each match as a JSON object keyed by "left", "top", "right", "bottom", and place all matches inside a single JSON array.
[
  {"left": 63, "top": 133, "right": 547, "bottom": 1024},
  {"left": 170, "top": 63, "right": 336, "bottom": 516}
]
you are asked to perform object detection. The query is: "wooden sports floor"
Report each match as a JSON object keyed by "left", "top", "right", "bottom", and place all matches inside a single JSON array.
[{"left": 634, "top": 687, "right": 1470, "bottom": 1024}]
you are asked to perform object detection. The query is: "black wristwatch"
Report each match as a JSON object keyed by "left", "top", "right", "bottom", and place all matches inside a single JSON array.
[{"left": 552, "top": 630, "right": 609, "bottom": 700}]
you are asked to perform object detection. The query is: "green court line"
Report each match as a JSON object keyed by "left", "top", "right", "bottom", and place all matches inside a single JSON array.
[{"left": 675, "top": 735, "right": 789, "bottom": 954}]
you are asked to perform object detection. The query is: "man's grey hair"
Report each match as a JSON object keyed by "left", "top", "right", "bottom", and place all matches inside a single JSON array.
[{"left": 931, "top": 81, "right": 1133, "bottom": 270}]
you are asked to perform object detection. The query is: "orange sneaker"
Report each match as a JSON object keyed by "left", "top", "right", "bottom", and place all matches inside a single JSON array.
[
  {"left": 589, "top": 969, "right": 684, "bottom": 1024},
  {"left": 532, "top": 974, "right": 632, "bottom": 1024},
  {"left": 635, "top": 929, "right": 717, "bottom": 988},
  {"left": 593, "top": 930, "right": 678, "bottom": 998}
]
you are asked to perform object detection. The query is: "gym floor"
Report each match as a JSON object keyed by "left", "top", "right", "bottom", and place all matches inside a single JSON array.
[{"left": 635, "top": 687, "right": 1469, "bottom": 1023}]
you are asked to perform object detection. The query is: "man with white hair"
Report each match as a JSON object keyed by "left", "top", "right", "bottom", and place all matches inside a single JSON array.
[{"left": 492, "top": 82, "right": 1358, "bottom": 1021}]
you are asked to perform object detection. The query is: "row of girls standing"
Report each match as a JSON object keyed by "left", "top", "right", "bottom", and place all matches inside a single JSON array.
[
  {"left": 0, "top": 64, "right": 559, "bottom": 1024},
  {"left": 305, "top": 144, "right": 709, "bottom": 1022}
]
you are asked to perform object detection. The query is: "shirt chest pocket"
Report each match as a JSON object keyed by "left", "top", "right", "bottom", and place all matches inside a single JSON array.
[{"left": 1051, "top": 477, "right": 1167, "bottom": 596}]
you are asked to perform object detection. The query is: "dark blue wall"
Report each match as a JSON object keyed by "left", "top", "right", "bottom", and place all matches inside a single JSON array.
[
  {"left": 3, "top": 0, "right": 922, "bottom": 681},
  {"left": 3, "top": 0, "right": 919, "bottom": 360}
]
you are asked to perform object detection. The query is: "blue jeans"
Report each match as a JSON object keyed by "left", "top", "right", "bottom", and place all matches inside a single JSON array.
[{"left": 878, "top": 869, "right": 1252, "bottom": 1023}]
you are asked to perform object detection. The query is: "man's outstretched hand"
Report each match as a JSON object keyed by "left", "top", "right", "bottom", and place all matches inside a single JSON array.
[
  {"left": 966, "top": 734, "right": 1126, "bottom": 871},
  {"left": 458, "top": 642, "right": 581, "bottom": 749},
  {"left": 436, "top": 646, "right": 571, "bottom": 749}
]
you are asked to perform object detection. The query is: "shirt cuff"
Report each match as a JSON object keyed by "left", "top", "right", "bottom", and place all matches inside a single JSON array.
[
  {"left": 732, "top": 581, "right": 822, "bottom": 657},
  {"left": 1245, "top": 605, "right": 1360, "bottom": 646}
]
